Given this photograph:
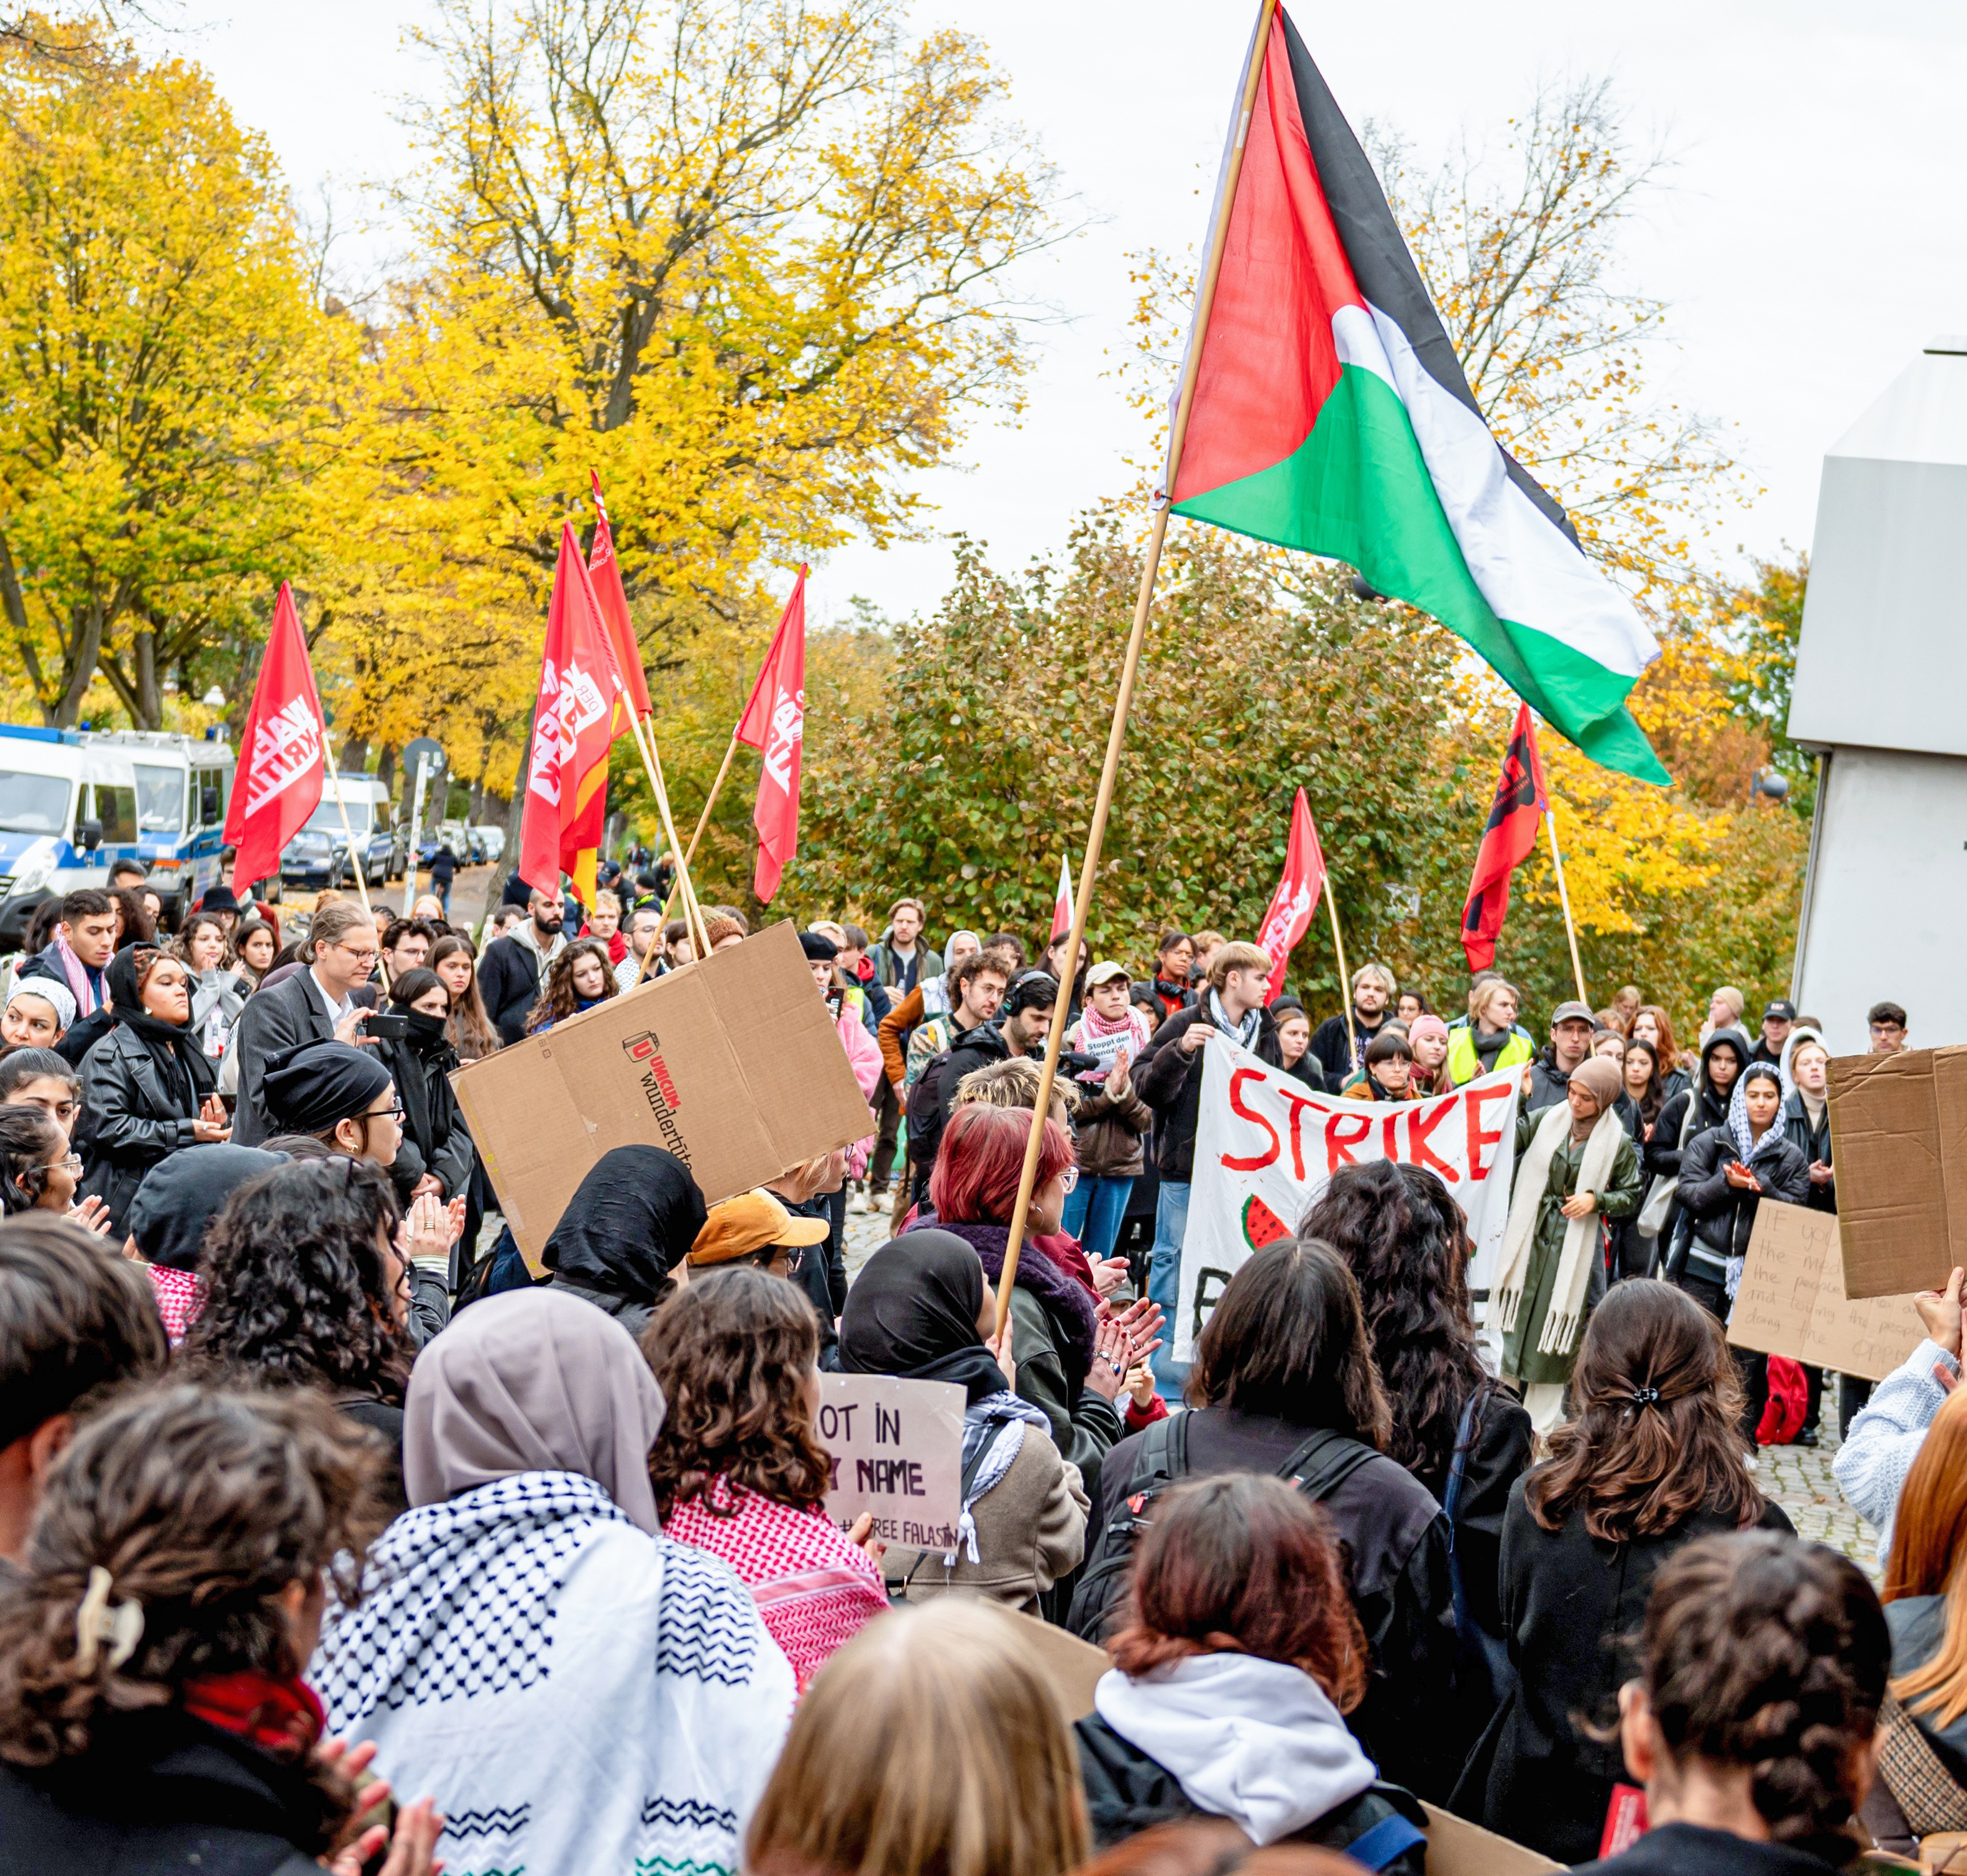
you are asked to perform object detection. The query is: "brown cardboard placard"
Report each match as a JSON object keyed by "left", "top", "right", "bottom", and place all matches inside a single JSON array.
[
  {"left": 1827, "top": 1046, "right": 1967, "bottom": 1299},
  {"left": 1012, "top": 1611, "right": 1110, "bottom": 1726},
  {"left": 1726, "top": 1199, "right": 1925, "bottom": 1383},
  {"left": 1421, "top": 1804, "right": 1564, "bottom": 1876},
  {"left": 451, "top": 921, "right": 874, "bottom": 1271}
]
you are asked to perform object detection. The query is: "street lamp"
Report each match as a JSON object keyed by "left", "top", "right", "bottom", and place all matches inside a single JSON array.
[
  {"left": 1749, "top": 768, "right": 1790, "bottom": 805},
  {"left": 203, "top": 686, "right": 225, "bottom": 708}
]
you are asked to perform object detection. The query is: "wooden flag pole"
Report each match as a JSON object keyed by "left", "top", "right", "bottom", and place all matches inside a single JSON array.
[
  {"left": 1323, "top": 884, "right": 1355, "bottom": 1077},
  {"left": 991, "top": 0, "right": 1278, "bottom": 1337},
  {"left": 1544, "top": 806, "right": 1589, "bottom": 1009},
  {"left": 654, "top": 725, "right": 738, "bottom": 933},
  {"left": 620, "top": 706, "right": 712, "bottom": 961}
]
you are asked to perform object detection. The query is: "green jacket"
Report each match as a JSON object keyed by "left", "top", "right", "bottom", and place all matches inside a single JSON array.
[{"left": 1500, "top": 1104, "right": 1643, "bottom": 1388}]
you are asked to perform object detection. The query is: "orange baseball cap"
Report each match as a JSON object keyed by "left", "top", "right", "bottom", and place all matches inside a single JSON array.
[{"left": 690, "top": 1189, "right": 832, "bottom": 1266}]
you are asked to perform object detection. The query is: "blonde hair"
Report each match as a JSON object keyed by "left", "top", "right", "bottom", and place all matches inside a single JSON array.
[
  {"left": 955, "top": 1054, "right": 1079, "bottom": 1119},
  {"left": 592, "top": 889, "right": 621, "bottom": 916},
  {"left": 1473, "top": 978, "right": 1519, "bottom": 1025},
  {"left": 1350, "top": 961, "right": 1398, "bottom": 997},
  {"left": 1204, "top": 941, "right": 1272, "bottom": 993},
  {"left": 746, "top": 1601, "right": 1088, "bottom": 1876}
]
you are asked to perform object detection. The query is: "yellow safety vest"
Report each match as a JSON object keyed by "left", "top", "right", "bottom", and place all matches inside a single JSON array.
[{"left": 1445, "top": 1023, "right": 1533, "bottom": 1087}]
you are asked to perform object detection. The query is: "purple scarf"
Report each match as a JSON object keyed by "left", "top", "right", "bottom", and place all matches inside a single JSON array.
[{"left": 938, "top": 1220, "right": 1098, "bottom": 1393}]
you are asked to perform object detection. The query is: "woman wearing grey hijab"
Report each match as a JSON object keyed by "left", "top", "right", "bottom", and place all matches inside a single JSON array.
[{"left": 311, "top": 1291, "right": 795, "bottom": 1876}]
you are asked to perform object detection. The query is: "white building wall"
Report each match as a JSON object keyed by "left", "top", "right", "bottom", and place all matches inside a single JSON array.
[{"left": 1792, "top": 746, "right": 1967, "bottom": 1053}]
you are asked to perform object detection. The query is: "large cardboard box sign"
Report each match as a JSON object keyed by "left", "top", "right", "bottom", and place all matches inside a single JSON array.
[
  {"left": 1725, "top": 1199, "right": 1925, "bottom": 1383},
  {"left": 1826, "top": 1046, "right": 1967, "bottom": 1299},
  {"left": 452, "top": 920, "right": 876, "bottom": 1271}
]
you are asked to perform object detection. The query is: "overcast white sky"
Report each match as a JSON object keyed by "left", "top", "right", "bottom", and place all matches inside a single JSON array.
[{"left": 162, "top": 2, "right": 1967, "bottom": 628}]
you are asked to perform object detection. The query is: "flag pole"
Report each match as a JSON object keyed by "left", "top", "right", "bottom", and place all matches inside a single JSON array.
[
  {"left": 623, "top": 708, "right": 712, "bottom": 961},
  {"left": 992, "top": 0, "right": 1278, "bottom": 1338},
  {"left": 1544, "top": 805, "right": 1589, "bottom": 1007},
  {"left": 1323, "top": 884, "right": 1355, "bottom": 1076},
  {"left": 324, "top": 769, "right": 392, "bottom": 994}
]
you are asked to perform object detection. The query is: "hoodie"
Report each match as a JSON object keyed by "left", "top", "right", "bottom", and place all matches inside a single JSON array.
[{"left": 1085, "top": 1655, "right": 1377, "bottom": 1846}]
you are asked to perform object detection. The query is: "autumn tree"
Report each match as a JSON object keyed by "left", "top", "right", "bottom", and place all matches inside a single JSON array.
[
  {"left": 318, "top": 0, "right": 1060, "bottom": 843},
  {"left": 0, "top": 23, "right": 346, "bottom": 726}
]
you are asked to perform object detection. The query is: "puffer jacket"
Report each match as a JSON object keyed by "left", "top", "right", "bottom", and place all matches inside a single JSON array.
[{"left": 1668, "top": 1122, "right": 1811, "bottom": 1291}]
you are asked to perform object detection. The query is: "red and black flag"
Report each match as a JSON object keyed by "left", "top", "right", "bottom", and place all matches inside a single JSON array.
[{"left": 1461, "top": 704, "right": 1547, "bottom": 972}]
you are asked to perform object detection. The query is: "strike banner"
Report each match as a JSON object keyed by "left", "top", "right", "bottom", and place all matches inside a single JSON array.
[{"left": 1175, "top": 1040, "right": 1520, "bottom": 1360}]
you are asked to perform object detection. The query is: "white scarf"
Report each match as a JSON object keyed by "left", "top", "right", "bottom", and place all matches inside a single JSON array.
[
  {"left": 311, "top": 1471, "right": 794, "bottom": 1876},
  {"left": 1093, "top": 1654, "right": 1376, "bottom": 1846},
  {"left": 1494, "top": 1102, "right": 1625, "bottom": 1358}
]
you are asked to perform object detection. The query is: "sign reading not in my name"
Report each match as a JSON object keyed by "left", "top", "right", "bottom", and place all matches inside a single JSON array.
[{"left": 816, "top": 1373, "right": 965, "bottom": 1552}]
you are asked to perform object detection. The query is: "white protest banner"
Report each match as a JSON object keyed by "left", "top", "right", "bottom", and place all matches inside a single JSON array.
[
  {"left": 1175, "top": 1040, "right": 1520, "bottom": 1360},
  {"left": 816, "top": 1373, "right": 965, "bottom": 1551}
]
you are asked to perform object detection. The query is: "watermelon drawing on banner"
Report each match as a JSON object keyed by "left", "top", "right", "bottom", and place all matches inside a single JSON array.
[{"left": 1241, "top": 1194, "right": 1290, "bottom": 1250}]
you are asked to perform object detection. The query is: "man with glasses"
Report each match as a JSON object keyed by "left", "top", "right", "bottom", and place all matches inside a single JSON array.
[{"left": 230, "top": 899, "right": 383, "bottom": 1145}]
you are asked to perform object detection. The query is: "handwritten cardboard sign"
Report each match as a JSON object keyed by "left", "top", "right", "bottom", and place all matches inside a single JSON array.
[
  {"left": 1175, "top": 1040, "right": 1520, "bottom": 1360},
  {"left": 816, "top": 1374, "right": 964, "bottom": 1552},
  {"left": 1726, "top": 1199, "right": 1925, "bottom": 1383}
]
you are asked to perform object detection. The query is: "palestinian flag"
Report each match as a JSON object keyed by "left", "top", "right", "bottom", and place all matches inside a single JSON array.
[{"left": 1169, "top": 5, "right": 1667, "bottom": 783}]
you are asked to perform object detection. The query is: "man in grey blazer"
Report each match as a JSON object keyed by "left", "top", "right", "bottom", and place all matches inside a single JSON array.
[{"left": 232, "top": 899, "right": 383, "bottom": 1146}]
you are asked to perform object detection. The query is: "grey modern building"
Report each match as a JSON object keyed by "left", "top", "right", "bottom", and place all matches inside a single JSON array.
[{"left": 1789, "top": 336, "right": 1967, "bottom": 1052}]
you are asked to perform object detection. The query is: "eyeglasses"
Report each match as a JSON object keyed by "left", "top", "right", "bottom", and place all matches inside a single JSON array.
[
  {"left": 50, "top": 1154, "right": 81, "bottom": 1173},
  {"left": 1059, "top": 1166, "right": 1079, "bottom": 1193},
  {"left": 365, "top": 1098, "right": 406, "bottom": 1122},
  {"left": 336, "top": 943, "right": 380, "bottom": 968}
]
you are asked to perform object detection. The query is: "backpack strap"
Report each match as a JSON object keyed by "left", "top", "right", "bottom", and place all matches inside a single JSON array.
[
  {"left": 1441, "top": 1389, "right": 1484, "bottom": 1537},
  {"left": 1273, "top": 1424, "right": 1381, "bottom": 1504},
  {"left": 1342, "top": 1811, "right": 1428, "bottom": 1872}
]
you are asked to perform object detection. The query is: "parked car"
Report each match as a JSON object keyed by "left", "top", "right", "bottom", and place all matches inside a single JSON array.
[
  {"left": 471, "top": 823, "right": 505, "bottom": 864},
  {"left": 280, "top": 774, "right": 397, "bottom": 890}
]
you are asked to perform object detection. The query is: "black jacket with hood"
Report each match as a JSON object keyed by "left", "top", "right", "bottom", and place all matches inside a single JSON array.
[
  {"left": 1651, "top": 1028, "right": 1753, "bottom": 1179},
  {"left": 1780, "top": 1087, "right": 1835, "bottom": 1214},
  {"left": 1668, "top": 1092, "right": 1812, "bottom": 1293},
  {"left": 1134, "top": 998, "right": 1282, "bottom": 1182},
  {"left": 542, "top": 1145, "right": 705, "bottom": 1338}
]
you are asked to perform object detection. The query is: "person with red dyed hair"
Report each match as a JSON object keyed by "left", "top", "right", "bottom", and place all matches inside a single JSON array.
[
  {"left": 1075, "top": 1473, "right": 1426, "bottom": 1869},
  {"left": 929, "top": 1104, "right": 1161, "bottom": 1503}
]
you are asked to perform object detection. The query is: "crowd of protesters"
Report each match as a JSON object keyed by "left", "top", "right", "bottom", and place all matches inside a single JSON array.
[{"left": 0, "top": 854, "right": 1946, "bottom": 1875}]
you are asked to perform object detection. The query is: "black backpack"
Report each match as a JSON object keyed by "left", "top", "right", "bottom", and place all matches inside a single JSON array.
[{"left": 1065, "top": 1412, "right": 1381, "bottom": 1640}]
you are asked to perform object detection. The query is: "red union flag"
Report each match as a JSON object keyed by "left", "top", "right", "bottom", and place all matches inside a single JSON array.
[
  {"left": 1461, "top": 703, "right": 1549, "bottom": 972},
  {"left": 736, "top": 566, "right": 808, "bottom": 903},
  {"left": 225, "top": 582, "right": 326, "bottom": 892},
  {"left": 520, "top": 524, "right": 627, "bottom": 895},
  {"left": 1255, "top": 788, "right": 1326, "bottom": 1002},
  {"left": 587, "top": 469, "right": 653, "bottom": 722}
]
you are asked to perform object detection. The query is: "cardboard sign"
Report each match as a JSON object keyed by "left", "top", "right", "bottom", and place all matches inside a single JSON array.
[
  {"left": 1827, "top": 1045, "right": 1967, "bottom": 1299},
  {"left": 452, "top": 920, "right": 875, "bottom": 1271},
  {"left": 1726, "top": 1199, "right": 1925, "bottom": 1383},
  {"left": 1012, "top": 1611, "right": 1111, "bottom": 1726},
  {"left": 815, "top": 1373, "right": 965, "bottom": 1552},
  {"left": 1421, "top": 1805, "right": 1565, "bottom": 1876},
  {"left": 1175, "top": 1041, "right": 1520, "bottom": 1360}
]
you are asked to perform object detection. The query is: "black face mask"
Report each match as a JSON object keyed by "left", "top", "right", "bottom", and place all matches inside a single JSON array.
[{"left": 405, "top": 1010, "right": 450, "bottom": 1048}]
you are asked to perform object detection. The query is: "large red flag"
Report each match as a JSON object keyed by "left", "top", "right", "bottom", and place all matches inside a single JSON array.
[
  {"left": 736, "top": 567, "right": 807, "bottom": 904},
  {"left": 1050, "top": 853, "right": 1074, "bottom": 942},
  {"left": 1255, "top": 787, "right": 1326, "bottom": 1003},
  {"left": 1461, "top": 703, "right": 1549, "bottom": 971},
  {"left": 587, "top": 470, "right": 653, "bottom": 722},
  {"left": 225, "top": 582, "right": 326, "bottom": 894},
  {"left": 520, "top": 524, "right": 628, "bottom": 897}
]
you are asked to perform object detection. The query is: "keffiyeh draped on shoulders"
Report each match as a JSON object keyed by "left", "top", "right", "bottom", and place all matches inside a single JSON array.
[{"left": 311, "top": 1470, "right": 795, "bottom": 1876}]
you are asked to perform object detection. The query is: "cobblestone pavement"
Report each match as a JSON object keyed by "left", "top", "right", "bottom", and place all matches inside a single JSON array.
[{"left": 840, "top": 1197, "right": 1881, "bottom": 1573}]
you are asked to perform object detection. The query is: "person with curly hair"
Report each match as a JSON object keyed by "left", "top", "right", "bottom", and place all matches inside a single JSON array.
[
  {"left": 312, "top": 1289, "right": 793, "bottom": 1876},
  {"left": 1454, "top": 1279, "right": 1794, "bottom": 1863},
  {"left": 1075, "top": 1473, "right": 1426, "bottom": 1869},
  {"left": 523, "top": 936, "right": 618, "bottom": 1033},
  {"left": 181, "top": 1158, "right": 415, "bottom": 1499},
  {"left": 1071, "top": 1239, "right": 1452, "bottom": 1801},
  {"left": 1300, "top": 1160, "right": 1532, "bottom": 1754},
  {"left": 0, "top": 1381, "right": 442, "bottom": 1875},
  {"left": 646, "top": 1266, "right": 888, "bottom": 1689},
  {"left": 1579, "top": 1531, "right": 1889, "bottom": 1875}
]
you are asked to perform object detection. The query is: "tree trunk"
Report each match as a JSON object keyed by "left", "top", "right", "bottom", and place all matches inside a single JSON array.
[
  {"left": 134, "top": 628, "right": 163, "bottom": 729},
  {"left": 338, "top": 736, "right": 370, "bottom": 772},
  {"left": 376, "top": 744, "right": 397, "bottom": 795},
  {"left": 55, "top": 597, "right": 108, "bottom": 726}
]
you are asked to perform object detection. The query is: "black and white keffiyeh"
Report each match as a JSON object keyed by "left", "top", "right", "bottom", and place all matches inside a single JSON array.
[{"left": 311, "top": 1470, "right": 795, "bottom": 1876}]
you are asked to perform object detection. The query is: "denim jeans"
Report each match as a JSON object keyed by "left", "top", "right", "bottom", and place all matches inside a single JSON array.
[
  {"left": 1147, "top": 1179, "right": 1191, "bottom": 1400},
  {"left": 1060, "top": 1173, "right": 1135, "bottom": 1266}
]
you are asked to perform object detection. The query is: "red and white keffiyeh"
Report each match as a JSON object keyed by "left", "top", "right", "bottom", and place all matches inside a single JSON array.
[
  {"left": 664, "top": 1475, "right": 887, "bottom": 1691},
  {"left": 147, "top": 1265, "right": 204, "bottom": 1347}
]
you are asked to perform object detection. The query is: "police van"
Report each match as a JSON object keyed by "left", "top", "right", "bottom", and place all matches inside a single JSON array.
[
  {"left": 90, "top": 730, "right": 236, "bottom": 922},
  {"left": 0, "top": 726, "right": 145, "bottom": 948}
]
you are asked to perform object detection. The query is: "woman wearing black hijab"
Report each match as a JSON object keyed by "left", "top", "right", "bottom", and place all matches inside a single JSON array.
[
  {"left": 75, "top": 946, "right": 228, "bottom": 1233},
  {"left": 544, "top": 1145, "right": 705, "bottom": 1338},
  {"left": 376, "top": 966, "right": 475, "bottom": 1209},
  {"left": 838, "top": 1230, "right": 1088, "bottom": 1613}
]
